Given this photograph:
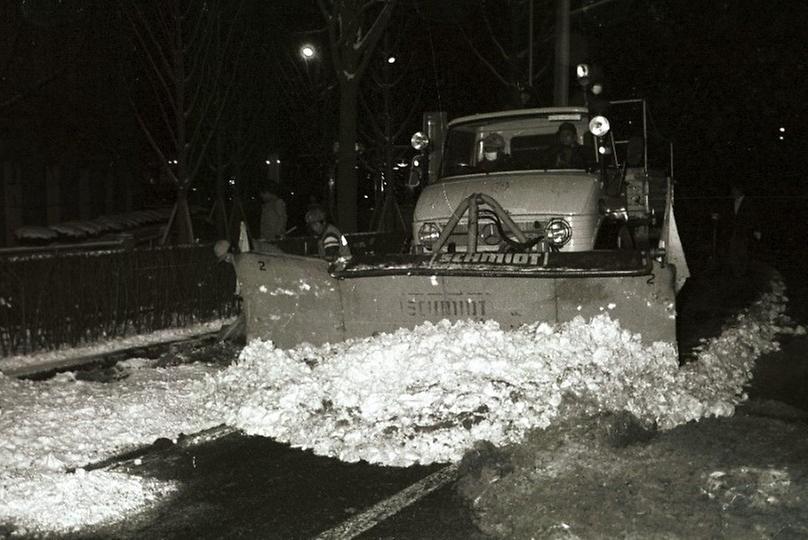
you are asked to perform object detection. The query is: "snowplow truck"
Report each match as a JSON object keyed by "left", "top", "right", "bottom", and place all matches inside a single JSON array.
[{"left": 231, "top": 97, "right": 686, "bottom": 350}]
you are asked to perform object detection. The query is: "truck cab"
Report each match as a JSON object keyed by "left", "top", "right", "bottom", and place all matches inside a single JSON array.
[{"left": 411, "top": 107, "right": 613, "bottom": 254}]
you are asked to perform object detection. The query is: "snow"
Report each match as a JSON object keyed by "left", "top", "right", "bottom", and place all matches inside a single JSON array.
[
  {"left": 0, "top": 319, "right": 234, "bottom": 376},
  {"left": 12, "top": 209, "right": 171, "bottom": 243},
  {"left": 206, "top": 276, "right": 789, "bottom": 466},
  {"left": 0, "top": 360, "right": 221, "bottom": 534},
  {"left": 1, "top": 469, "right": 177, "bottom": 534},
  {"left": 14, "top": 225, "right": 58, "bottom": 240},
  {"left": 0, "top": 275, "right": 793, "bottom": 535}
]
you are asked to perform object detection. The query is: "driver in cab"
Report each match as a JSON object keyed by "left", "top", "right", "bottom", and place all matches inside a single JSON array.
[
  {"left": 478, "top": 133, "right": 511, "bottom": 172},
  {"left": 543, "top": 122, "right": 588, "bottom": 169}
]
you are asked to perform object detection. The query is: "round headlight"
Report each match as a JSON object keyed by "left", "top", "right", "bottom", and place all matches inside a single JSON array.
[
  {"left": 411, "top": 131, "right": 430, "bottom": 151},
  {"left": 545, "top": 218, "right": 572, "bottom": 247},
  {"left": 418, "top": 222, "right": 441, "bottom": 247}
]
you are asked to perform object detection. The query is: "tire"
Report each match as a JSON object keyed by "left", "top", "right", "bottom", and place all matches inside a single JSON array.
[
  {"left": 595, "top": 221, "right": 635, "bottom": 250},
  {"left": 617, "top": 225, "right": 636, "bottom": 250}
]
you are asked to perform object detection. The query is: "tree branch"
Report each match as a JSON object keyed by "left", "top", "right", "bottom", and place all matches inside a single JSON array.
[{"left": 354, "top": 0, "right": 397, "bottom": 79}]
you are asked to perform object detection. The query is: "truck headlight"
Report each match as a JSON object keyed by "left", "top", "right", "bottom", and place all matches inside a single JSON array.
[
  {"left": 418, "top": 222, "right": 441, "bottom": 247},
  {"left": 545, "top": 218, "right": 572, "bottom": 247}
]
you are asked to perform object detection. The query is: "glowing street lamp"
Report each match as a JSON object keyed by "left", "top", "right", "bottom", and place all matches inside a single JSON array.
[{"left": 300, "top": 44, "right": 317, "bottom": 60}]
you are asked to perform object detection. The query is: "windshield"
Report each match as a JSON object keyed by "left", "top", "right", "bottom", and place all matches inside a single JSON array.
[{"left": 440, "top": 113, "right": 596, "bottom": 179}]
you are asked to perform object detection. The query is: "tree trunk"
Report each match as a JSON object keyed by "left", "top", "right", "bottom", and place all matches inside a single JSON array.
[
  {"left": 175, "top": 187, "right": 194, "bottom": 244},
  {"left": 336, "top": 78, "right": 359, "bottom": 232}
]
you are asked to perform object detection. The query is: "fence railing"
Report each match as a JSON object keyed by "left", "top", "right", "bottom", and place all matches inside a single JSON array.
[{"left": 0, "top": 244, "right": 238, "bottom": 357}]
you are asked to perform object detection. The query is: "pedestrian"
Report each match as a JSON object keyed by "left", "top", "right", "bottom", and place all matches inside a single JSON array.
[
  {"left": 723, "top": 182, "right": 762, "bottom": 278},
  {"left": 213, "top": 239, "right": 245, "bottom": 341},
  {"left": 259, "top": 185, "right": 287, "bottom": 241},
  {"left": 305, "top": 206, "right": 351, "bottom": 261}
]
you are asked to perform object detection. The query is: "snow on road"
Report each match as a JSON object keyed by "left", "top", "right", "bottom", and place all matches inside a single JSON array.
[
  {"left": 206, "top": 278, "right": 789, "bottom": 466},
  {"left": 0, "top": 361, "right": 221, "bottom": 534},
  {"left": 0, "top": 275, "right": 798, "bottom": 535}
]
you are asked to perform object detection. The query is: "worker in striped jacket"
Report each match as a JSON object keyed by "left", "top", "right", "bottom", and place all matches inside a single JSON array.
[{"left": 305, "top": 206, "right": 351, "bottom": 261}]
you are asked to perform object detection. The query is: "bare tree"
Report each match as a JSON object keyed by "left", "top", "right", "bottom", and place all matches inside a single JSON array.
[
  {"left": 453, "top": 0, "right": 554, "bottom": 107},
  {"left": 122, "top": 0, "right": 244, "bottom": 244},
  {"left": 318, "top": 0, "right": 396, "bottom": 232},
  {"left": 359, "top": 27, "right": 423, "bottom": 232}
]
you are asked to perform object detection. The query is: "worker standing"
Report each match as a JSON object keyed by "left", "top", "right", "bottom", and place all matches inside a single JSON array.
[
  {"left": 723, "top": 182, "right": 762, "bottom": 278},
  {"left": 259, "top": 185, "right": 287, "bottom": 241},
  {"left": 305, "top": 206, "right": 351, "bottom": 261}
]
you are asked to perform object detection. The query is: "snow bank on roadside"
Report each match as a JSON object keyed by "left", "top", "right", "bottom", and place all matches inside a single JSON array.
[
  {"left": 0, "top": 318, "right": 233, "bottom": 376},
  {"left": 207, "top": 277, "right": 790, "bottom": 466},
  {"left": 0, "top": 361, "right": 220, "bottom": 535},
  {"left": 0, "top": 364, "right": 220, "bottom": 470},
  {"left": 0, "top": 469, "right": 176, "bottom": 534}
]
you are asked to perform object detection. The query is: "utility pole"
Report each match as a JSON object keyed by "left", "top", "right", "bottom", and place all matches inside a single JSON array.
[
  {"left": 381, "top": 34, "right": 394, "bottom": 213},
  {"left": 553, "top": 0, "right": 570, "bottom": 105},
  {"left": 528, "top": 0, "right": 534, "bottom": 84}
]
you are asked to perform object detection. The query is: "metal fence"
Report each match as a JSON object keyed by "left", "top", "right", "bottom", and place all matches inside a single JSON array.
[{"left": 0, "top": 244, "right": 238, "bottom": 357}]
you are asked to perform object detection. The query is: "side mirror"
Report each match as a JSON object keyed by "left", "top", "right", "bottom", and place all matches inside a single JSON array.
[{"left": 407, "top": 154, "right": 426, "bottom": 188}]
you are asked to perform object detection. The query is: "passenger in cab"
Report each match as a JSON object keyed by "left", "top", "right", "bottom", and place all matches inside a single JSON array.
[
  {"left": 478, "top": 133, "right": 511, "bottom": 172},
  {"left": 305, "top": 206, "right": 351, "bottom": 261}
]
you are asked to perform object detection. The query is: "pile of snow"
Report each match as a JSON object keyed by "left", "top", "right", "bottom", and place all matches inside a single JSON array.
[{"left": 205, "top": 277, "right": 791, "bottom": 467}]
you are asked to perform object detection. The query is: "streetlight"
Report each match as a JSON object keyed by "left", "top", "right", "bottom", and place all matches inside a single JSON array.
[{"left": 300, "top": 43, "right": 317, "bottom": 60}]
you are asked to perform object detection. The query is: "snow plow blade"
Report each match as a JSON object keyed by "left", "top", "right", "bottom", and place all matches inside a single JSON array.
[{"left": 234, "top": 250, "right": 677, "bottom": 349}]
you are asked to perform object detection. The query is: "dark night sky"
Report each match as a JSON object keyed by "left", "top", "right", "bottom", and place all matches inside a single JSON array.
[
  {"left": 585, "top": 0, "right": 808, "bottom": 197},
  {"left": 2, "top": 0, "right": 806, "bottom": 228}
]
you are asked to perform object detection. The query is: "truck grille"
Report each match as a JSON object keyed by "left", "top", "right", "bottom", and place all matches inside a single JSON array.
[{"left": 447, "top": 220, "right": 545, "bottom": 248}]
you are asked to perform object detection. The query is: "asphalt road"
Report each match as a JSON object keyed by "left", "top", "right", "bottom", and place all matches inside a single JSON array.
[{"left": 73, "top": 434, "right": 480, "bottom": 540}]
